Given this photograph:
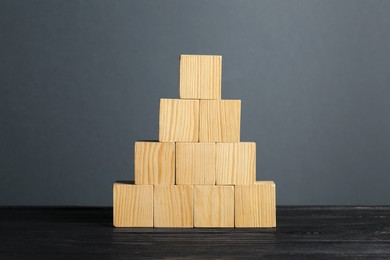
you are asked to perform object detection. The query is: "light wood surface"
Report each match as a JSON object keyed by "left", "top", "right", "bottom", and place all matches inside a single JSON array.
[
  {"left": 179, "top": 55, "right": 222, "bottom": 99},
  {"left": 176, "top": 143, "right": 215, "bottom": 185},
  {"left": 216, "top": 142, "right": 256, "bottom": 185},
  {"left": 159, "top": 99, "right": 199, "bottom": 142},
  {"left": 199, "top": 100, "right": 241, "bottom": 142},
  {"left": 134, "top": 142, "right": 175, "bottom": 185},
  {"left": 154, "top": 185, "right": 193, "bottom": 227},
  {"left": 113, "top": 183, "right": 153, "bottom": 227},
  {"left": 235, "top": 181, "right": 276, "bottom": 228},
  {"left": 194, "top": 185, "right": 234, "bottom": 228},
  {"left": 113, "top": 54, "right": 276, "bottom": 229}
]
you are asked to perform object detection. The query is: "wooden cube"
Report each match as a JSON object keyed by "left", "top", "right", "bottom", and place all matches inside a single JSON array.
[
  {"left": 216, "top": 142, "right": 256, "bottom": 185},
  {"left": 235, "top": 181, "right": 276, "bottom": 228},
  {"left": 194, "top": 185, "right": 234, "bottom": 228},
  {"left": 179, "top": 55, "right": 222, "bottom": 99},
  {"left": 154, "top": 185, "right": 193, "bottom": 227},
  {"left": 113, "top": 182, "right": 153, "bottom": 227},
  {"left": 199, "top": 100, "right": 241, "bottom": 142},
  {"left": 159, "top": 99, "right": 199, "bottom": 142},
  {"left": 134, "top": 141, "right": 175, "bottom": 185},
  {"left": 176, "top": 143, "right": 215, "bottom": 185}
]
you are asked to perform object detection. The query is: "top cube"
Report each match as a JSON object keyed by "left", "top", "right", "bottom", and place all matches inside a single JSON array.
[{"left": 180, "top": 55, "right": 222, "bottom": 99}]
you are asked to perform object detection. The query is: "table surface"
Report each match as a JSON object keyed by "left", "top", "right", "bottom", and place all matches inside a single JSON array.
[{"left": 1, "top": 206, "right": 390, "bottom": 259}]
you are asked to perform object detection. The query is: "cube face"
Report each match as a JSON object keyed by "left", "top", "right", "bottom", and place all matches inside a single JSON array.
[
  {"left": 134, "top": 142, "right": 175, "bottom": 185},
  {"left": 154, "top": 185, "right": 193, "bottom": 227},
  {"left": 176, "top": 143, "right": 215, "bottom": 185},
  {"left": 180, "top": 55, "right": 222, "bottom": 99},
  {"left": 159, "top": 99, "right": 199, "bottom": 142},
  {"left": 199, "top": 100, "right": 241, "bottom": 142},
  {"left": 216, "top": 142, "right": 256, "bottom": 185},
  {"left": 194, "top": 186, "right": 234, "bottom": 228},
  {"left": 235, "top": 182, "right": 276, "bottom": 228},
  {"left": 113, "top": 183, "right": 153, "bottom": 227}
]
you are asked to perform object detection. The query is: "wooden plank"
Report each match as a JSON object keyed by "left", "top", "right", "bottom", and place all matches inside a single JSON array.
[
  {"left": 113, "top": 182, "right": 153, "bottom": 227},
  {"left": 134, "top": 141, "right": 175, "bottom": 185},
  {"left": 216, "top": 142, "right": 256, "bottom": 185},
  {"left": 194, "top": 185, "right": 234, "bottom": 228},
  {"left": 7, "top": 207, "right": 390, "bottom": 258},
  {"left": 154, "top": 185, "right": 193, "bottom": 227},
  {"left": 235, "top": 181, "right": 276, "bottom": 228},
  {"left": 179, "top": 54, "right": 222, "bottom": 99},
  {"left": 199, "top": 100, "right": 241, "bottom": 142},
  {"left": 176, "top": 143, "right": 215, "bottom": 185},
  {"left": 159, "top": 99, "right": 199, "bottom": 142}
]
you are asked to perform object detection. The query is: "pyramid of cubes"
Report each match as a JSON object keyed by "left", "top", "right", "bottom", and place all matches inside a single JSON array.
[{"left": 113, "top": 55, "right": 276, "bottom": 228}]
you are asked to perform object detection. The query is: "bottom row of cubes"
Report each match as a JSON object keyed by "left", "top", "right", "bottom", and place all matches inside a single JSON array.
[{"left": 113, "top": 181, "right": 276, "bottom": 228}]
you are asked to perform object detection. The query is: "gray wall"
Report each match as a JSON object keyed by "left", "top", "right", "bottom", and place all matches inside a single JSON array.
[{"left": 1, "top": 0, "right": 389, "bottom": 206}]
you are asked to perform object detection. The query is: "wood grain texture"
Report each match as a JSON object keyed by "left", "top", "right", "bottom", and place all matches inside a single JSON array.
[
  {"left": 216, "top": 142, "right": 256, "bottom": 185},
  {"left": 176, "top": 143, "right": 215, "bottom": 185},
  {"left": 235, "top": 181, "right": 276, "bottom": 228},
  {"left": 179, "top": 55, "right": 222, "bottom": 99},
  {"left": 134, "top": 142, "right": 175, "bottom": 185},
  {"left": 154, "top": 185, "right": 193, "bottom": 227},
  {"left": 5, "top": 207, "right": 390, "bottom": 258},
  {"left": 159, "top": 99, "right": 199, "bottom": 142},
  {"left": 113, "top": 183, "right": 153, "bottom": 227},
  {"left": 194, "top": 185, "right": 234, "bottom": 228},
  {"left": 199, "top": 100, "right": 241, "bottom": 142}
]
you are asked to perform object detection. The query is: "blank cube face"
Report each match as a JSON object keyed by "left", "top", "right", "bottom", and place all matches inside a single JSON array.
[
  {"left": 113, "top": 183, "right": 153, "bottom": 227},
  {"left": 159, "top": 99, "right": 199, "bottom": 142},
  {"left": 216, "top": 142, "right": 256, "bottom": 185},
  {"left": 194, "top": 186, "right": 234, "bottom": 228},
  {"left": 154, "top": 185, "right": 193, "bottom": 227},
  {"left": 176, "top": 143, "right": 215, "bottom": 185},
  {"left": 235, "top": 182, "right": 276, "bottom": 228},
  {"left": 199, "top": 100, "right": 241, "bottom": 142},
  {"left": 134, "top": 142, "right": 175, "bottom": 185},
  {"left": 180, "top": 55, "right": 222, "bottom": 99}
]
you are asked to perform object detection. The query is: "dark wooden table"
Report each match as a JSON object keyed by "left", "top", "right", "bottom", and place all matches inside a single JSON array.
[{"left": 1, "top": 207, "right": 390, "bottom": 259}]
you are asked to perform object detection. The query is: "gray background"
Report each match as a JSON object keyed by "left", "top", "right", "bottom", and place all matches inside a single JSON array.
[{"left": 1, "top": 0, "right": 389, "bottom": 206}]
